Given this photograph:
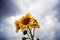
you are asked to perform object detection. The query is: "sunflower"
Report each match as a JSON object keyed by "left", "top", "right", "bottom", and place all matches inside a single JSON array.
[
  {"left": 30, "top": 19, "right": 40, "bottom": 28},
  {"left": 15, "top": 20, "right": 21, "bottom": 32},
  {"left": 19, "top": 13, "right": 34, "bottom": 32}
]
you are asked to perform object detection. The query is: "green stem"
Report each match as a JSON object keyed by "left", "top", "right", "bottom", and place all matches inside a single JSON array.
[
  {"left": 33, "top": 27, "right": 35, "bottom": 40},
  {"left": 27, "top": 26, "right": 34, "bottom": 40},
  {"left": 27, "top": 31, "right": 31, "bottom": 40}
]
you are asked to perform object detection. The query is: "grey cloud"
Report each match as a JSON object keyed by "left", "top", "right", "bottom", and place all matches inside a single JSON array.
[
  {"left": 0, "top": 0, "right": 21, "bottom": 18},
  {"left": 0, "top": 32, "right": 7, "bottom": 40},
  {"left": 53, "top": 23, "right": 60, "bottom": 40},
  {"left": 54, "top": 0, "right": 60, "bottom": 22},
  {"left": 0, "top": 0, "right": 60, "bottom": 40}
]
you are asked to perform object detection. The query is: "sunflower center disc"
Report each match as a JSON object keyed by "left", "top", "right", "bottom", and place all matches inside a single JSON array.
[{"left": 22, "top": 18, "right": 30, "bottom": 25}]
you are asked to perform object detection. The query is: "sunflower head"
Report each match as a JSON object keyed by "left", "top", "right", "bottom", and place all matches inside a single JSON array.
[
  {"left": 18, "top": 13, "right": 34, "bottom": 32},
  {"left": 30, "top": 19, "right": 40, "bottom": 28},
  {"left": 15, "top": 20, "right": 20, "bottom": 32}
]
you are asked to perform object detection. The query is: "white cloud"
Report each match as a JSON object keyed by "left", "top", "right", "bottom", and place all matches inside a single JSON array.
[
  {"left": 1, "top": 0, "right": 60, "bottom": 40},
  {"left": 25, "top": 0, "right": 59, "bottom": 40},
  {"left": 26, "top": 0, "right": 59, "bottom": 40}
]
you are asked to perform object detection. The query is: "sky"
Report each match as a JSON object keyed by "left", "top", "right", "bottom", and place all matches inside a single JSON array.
[{"left": 0, "top": 0, "right": 60, "bottom": 40}]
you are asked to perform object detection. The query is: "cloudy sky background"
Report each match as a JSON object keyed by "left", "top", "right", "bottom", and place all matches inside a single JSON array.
[{"left": 0, "top": 0, "right": 60, "bottom": 40}]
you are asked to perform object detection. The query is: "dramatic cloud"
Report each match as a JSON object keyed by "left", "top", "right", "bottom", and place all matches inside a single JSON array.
[
  {"left": 0, "top": 0, "right": 20, "bottom": 19},
  {"left": 0, "top": 0, "right": 60, "bottom": 40}
]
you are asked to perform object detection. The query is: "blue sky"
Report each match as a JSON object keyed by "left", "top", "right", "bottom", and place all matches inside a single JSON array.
[{"left": 0, "top": 0, "right": 60, "bottom": 40}]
